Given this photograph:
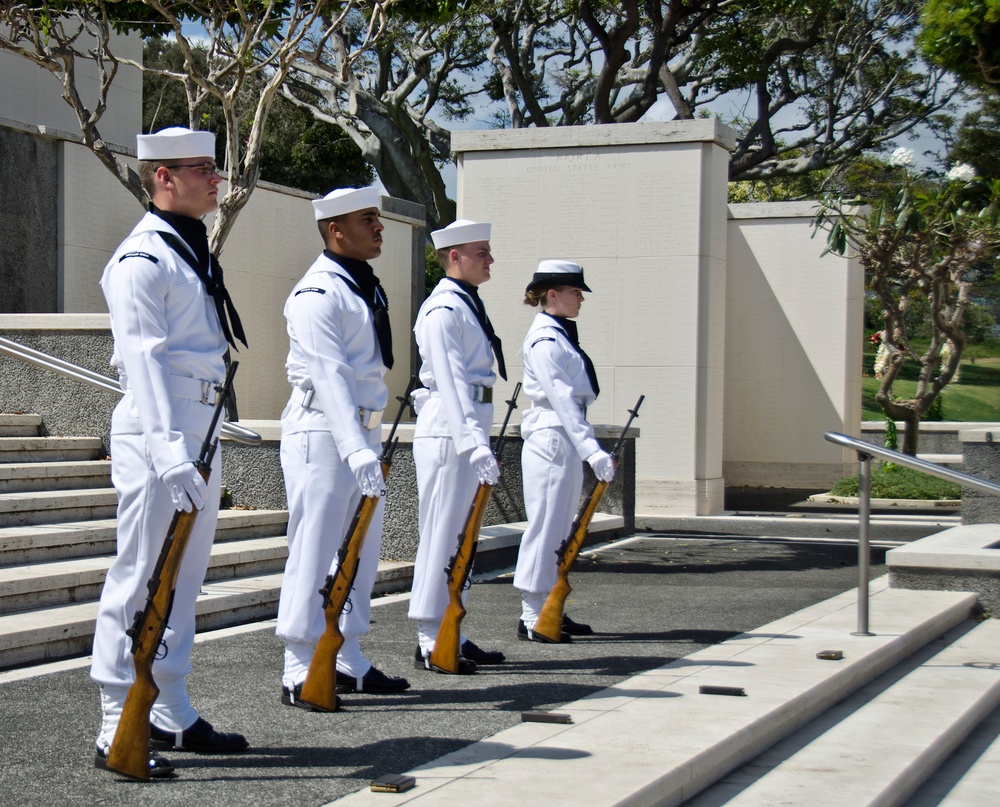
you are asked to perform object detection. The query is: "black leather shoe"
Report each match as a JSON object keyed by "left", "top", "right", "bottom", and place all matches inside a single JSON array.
[
  {"left": 413, "top": 645, "right": 477, "bottom": 675},
  {"left": 281, "top": 684, "right": 342, "bottom": 712},
  {"left": 337, "top": 664, "right": 411, "bottom": 693},
  {"left": 460, "top": 639, "right": 506, "bottom": 664},
  {"left": 149, "top": 717, "right": 248, "bottom": 754},
  {"left": 95, "top": 745, "right": 175, "bottom": 779},
  {"left": 518, "top": 619, "right": 571, "bottom": 644},
  {"left": 562, "top": 614, "right": 593, "bottom": 635}
]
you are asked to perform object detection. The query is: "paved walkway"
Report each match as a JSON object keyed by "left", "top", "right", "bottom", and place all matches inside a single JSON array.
[{"left": 0, "top": 535, "right": 887, "bottom": 807}]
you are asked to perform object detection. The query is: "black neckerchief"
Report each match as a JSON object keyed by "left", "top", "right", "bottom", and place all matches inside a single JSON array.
[
  {"left": 542, "top": 312, "right": 599, "bottom": 397},
  {"left": 448, "top": 277, "right": 507, "bottom": 381},
  {"left": 150, "top": 205, "right": 247, "bottom": 350},
  {"left": 323, "top": 250, "right": 393, "bottom": 370}
]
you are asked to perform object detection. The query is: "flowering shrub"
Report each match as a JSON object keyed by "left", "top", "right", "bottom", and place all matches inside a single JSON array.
[{"left": 815, "top": 157, "right": 1000, "bottom": 454}]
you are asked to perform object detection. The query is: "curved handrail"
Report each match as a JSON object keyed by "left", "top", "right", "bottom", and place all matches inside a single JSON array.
[
  {"left": 824, "top": 431, "right": 1000, "bottom": 496},
  {"left": 825, "top": 430, "right": 1000, "bottom": 636},
  {"left": 0, "top": 335, "right": 261, "bottom": 445}
]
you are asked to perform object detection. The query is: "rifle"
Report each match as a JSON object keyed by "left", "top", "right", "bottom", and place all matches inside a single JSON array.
[
  {"left": 105, "top": 362, "right": 238, "bottom": 781},
  {"left": 429, "top": 382, "right": 521, "bottom": 674},
  {"left": 298, "top": 376, "right": 420, "bottom": 711},
  {"left": 531, "top": 394, "right": 644, "bottom": 644}
]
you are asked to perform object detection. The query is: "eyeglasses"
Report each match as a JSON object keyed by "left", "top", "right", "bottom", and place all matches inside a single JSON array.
[{"left": 167, "top": 162, "right": 221, "bottom": 176}]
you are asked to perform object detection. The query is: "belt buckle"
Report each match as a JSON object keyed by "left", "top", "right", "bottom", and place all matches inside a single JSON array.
[
  {"left": 300, "top": 388, "right": 315, "bottom": 409},
  {"left": 359, "top": 407, "right": 383, "bottom": 430},
  {"left": 200, "top": 380, "right": 213, "bottom": 405}
]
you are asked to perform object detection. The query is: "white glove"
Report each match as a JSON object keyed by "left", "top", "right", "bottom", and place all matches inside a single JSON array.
[
  {"left": 587, "top": 450, "right": 615, "bottom": 483},
  {"left": 469, "top": 445, "right": 500, "bottom": 486},
  {"left": 348, "top": 448, "right": 384, "bottom": 497},
  {"left": 161, "top": 462, "right": 206, "bottom": 512},
  {"left": 410, "top": 387, "right": 430, "bottom": 415}
]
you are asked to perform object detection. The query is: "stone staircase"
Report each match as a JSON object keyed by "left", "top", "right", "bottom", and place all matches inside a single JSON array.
[
  {"left": 331, "top": 581, "right": 1000, "bottom": 807},
  {"left": 0, "top": 413, "right": 293, "bottom": 670}
]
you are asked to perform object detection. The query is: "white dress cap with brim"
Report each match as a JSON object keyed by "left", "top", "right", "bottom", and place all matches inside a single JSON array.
[
  {"left": 136, "top": 127, "right": 216, "bottom": 161},
  {"left": 312, "top": 187, "right": 380, "bottom": 221},
  {"left": 526, "top": 259, "right": 592, "bottom": 293},
  {"left": 431, "top": 219, "right": 492, "bottom": 249}
]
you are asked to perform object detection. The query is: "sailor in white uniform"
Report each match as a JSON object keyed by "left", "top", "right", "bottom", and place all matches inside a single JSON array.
[
  {"left": 408, "top": 219, "right": 508, "bottom": 673},
  {"left": 91, "top": 127, "right": 249, "bottom": 777},
  {"left": 514, "top": 260, "right": 614, "bottom": 642},
  {"left": 277, "top": 187, "right": 409, "bottom": 706}
]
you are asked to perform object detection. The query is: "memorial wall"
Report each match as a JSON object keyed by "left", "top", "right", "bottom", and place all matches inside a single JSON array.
[{"left": 452, "top": 122, "right": 860, "bottom": 514}]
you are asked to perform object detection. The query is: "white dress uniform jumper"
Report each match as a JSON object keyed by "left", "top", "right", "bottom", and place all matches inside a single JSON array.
[
  {"left": 277, "top": 250, "right": 391, "bottom": 688},
  {"left": 514, "top": 311, "right": 601, "bottom": 628},
  {"left": 91, "top": 210, "right": 231, "bottom": 746},
  {"left": 407, "top": 277, "right": 498, "bottom": 650}
]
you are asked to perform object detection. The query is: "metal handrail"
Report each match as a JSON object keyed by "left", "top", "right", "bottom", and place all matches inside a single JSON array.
[
  {"left": 0, "top": 335, "right": 261, "bottom": 445},
  {"left": 825, "top": 430, "right": 1000, "bottom": 635}
]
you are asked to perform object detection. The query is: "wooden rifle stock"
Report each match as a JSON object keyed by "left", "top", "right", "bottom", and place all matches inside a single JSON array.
[
  {"left": 532, "top": 394, "right": 644, "bottom": 644},
  {"left": 429, "top": 382, "right": 521, "bottom": 674},
  {"left": 298, "top": 376, "right": 419, "bottom": 710},
  {"left": 105, "top": 362, "right": 238, "bottom": 780}
]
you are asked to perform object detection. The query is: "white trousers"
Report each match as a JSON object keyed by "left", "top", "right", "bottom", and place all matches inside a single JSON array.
[
  {"left": 513, "top": 427, "right": 584, "bottom": 600},
  {"left": 276, "top": 428, "right": 384, "bottom": 686},
  {"left": 90, "top": 425, "right": 221, "bottom": 743},
  {"left": 407, "top": 434, "right": 481, "bottom": 629}
]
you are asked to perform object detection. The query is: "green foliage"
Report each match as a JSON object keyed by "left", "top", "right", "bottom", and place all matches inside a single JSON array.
[
  {"left": 830, "top": 464, "right": 961, "bottom": 499},
  {"left": 950, "top": 91, "right": 1000, "bottom": 180},
  {"left": 883, "top": 415, "right": 898, "bottom": 449},
  {"left": 425, "top": 243, "right": 444, "bottom": 295},
  {"left": 920, "top": 0, "right": 1000, "bottom": 88}
]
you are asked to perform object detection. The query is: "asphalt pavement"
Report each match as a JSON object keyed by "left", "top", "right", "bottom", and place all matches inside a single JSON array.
[{"left": 0, "top": 534, "right": 886, "bottom": 807}]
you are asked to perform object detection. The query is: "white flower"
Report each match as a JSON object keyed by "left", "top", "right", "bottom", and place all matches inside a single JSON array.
[
  {"left": 889, "top": 147, "right": 916, "bottom": 168},
  {"left": 946, "top": 163, "right": 976, "bottom": 182}
]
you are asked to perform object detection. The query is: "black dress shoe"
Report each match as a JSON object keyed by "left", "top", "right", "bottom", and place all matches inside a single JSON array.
[
  {"left": 460, "top": 639, "right": 506, "bottom": 664},
  {"left": 562, "top": 614, "right": 593, "bottom": 635},
  {"left": 95, "top": 745, "right": 175, "bottom": 778},
  {"left": 149, "top": 717, "right": 248, "bottom": 754},
  {"left": 336, "top": 664, "right": 411, "bottom": 693},
  {"left": 281, "top": 684, "right": 342, "bottom": 712},
  {"left": 413, "top": 645, "right": 478, "bottom": 675},
  {"left": 517, "top": 619, "right": 571, "bottom": 644}
]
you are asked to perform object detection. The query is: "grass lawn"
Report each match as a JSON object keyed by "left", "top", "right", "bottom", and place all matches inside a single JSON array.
[{"left": 862, "top": 354, "right": 1000, "bottom": 422}]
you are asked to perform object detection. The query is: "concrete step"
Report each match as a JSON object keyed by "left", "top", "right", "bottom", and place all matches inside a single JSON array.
[
  {"left": 637, "top": 511, "right": 960, "bottom": 544},
  {"left": 0, "top": 508, "right": 289, "bottom": 567},
  {"left": 0, "top": 488, "right": 119, "bottom": 527},
  {"left": 0, "top": 414, "right": 41, "bottom": 437},
  {"left": 0, "top": 561, "right": 414, "bottom": 671},
  {"left": 906, "top": 699, "right": 1000, "bottom": 805},
  {"left": 694, "top": 618, "right": 1000, "bottom": 806},
  {"left": 0, "top": 535, "right": 291, "bottom": 614},
  {"left": 0, "top": 459, "right": 111, "bottom": 493},
  {"left": 0, "top": 436, "right": 102, "bottom": 463},
  {"left": 326, "top": 583, "right": 979, "bottom": 807}
]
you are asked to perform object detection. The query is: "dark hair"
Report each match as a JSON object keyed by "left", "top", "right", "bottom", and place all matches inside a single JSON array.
[{"left": 137, "top": 161, "right": 161, "bottom": 199}]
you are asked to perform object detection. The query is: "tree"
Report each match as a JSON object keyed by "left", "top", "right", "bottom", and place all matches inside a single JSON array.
[
  {"left": 816, "top": 148, "right": 1000, "bottom": 454},
  {"left": 920, "top": 0, "right": 1000, "bottom": 87},
  {"left": 276, "top": 4, "right": 492, "bottom": 229},
  {"left": 0, "top": 1, "right": 392, "bottom": 252},
  {"left": 277, "top": 0, "right": 959, "bottom": 229}
]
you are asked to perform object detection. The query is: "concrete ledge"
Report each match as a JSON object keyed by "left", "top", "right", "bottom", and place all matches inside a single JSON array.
[
  {"left": 327, "top": 582, "right": 977, "bottom": 807},
  {"left": 888, "top": 524, "right": 1000, "bottom": 613}
]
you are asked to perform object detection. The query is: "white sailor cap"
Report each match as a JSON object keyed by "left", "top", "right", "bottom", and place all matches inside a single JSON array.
[
  {"left": 312, "top": 187, "right": 380, "bottom": 220},
  {"left": 526, "top": 259, "right": 592, "bottom": 293},
  {"left": 136, "top": 127, "right": 215, "bottom": 161},
  {"left": 431, "top": 219, "right": 491, "bottom": 249}
]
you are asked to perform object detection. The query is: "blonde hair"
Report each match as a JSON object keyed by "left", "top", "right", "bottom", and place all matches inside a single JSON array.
[{"left": 524, "top": 287, "right": 553, "bottom": 307}]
